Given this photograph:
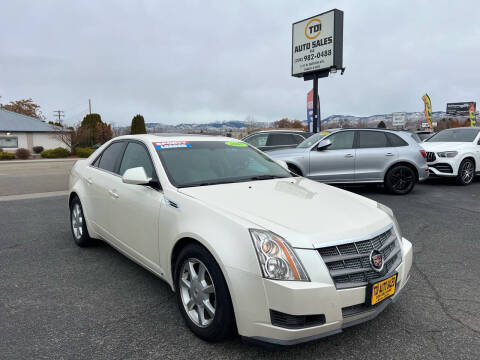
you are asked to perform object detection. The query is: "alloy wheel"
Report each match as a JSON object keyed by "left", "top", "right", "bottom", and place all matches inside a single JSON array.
[
  {"left": 390, "top": 167, "right": 414, "bottom": 191},
  {"left": 461, "top": 161, "right": 474, "bottom": 184},
  {"left": 71, "top": 203, "right": 84, "bottom": 240},
  {"left": 179, "top": 258, "right": 216, "bottom": 328}
]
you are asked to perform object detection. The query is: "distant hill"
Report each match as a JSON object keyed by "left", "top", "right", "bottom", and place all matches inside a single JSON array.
[{"left": 118, "top": 111, "right": 471, "bottom": 133}]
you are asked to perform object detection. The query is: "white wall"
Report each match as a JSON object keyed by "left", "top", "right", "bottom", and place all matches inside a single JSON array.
[{"left": 0, "top": 132, "right": 67, "bottom": 151}]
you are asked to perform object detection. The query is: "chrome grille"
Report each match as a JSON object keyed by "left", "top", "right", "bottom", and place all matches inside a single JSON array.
[
  {"left": 318, "top": 228, "right": 401, "bottom": 289},
  {"left": 426, "top": 151, "right": 436, "bottom": 163}
]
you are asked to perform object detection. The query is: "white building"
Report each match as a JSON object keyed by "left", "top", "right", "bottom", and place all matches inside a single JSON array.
[{"left": 0, "top": 108, "right": 67, "bottom": 152}]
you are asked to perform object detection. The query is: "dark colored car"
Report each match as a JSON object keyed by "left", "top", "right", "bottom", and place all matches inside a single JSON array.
[
  {"left": 415, "top": 131, "right": 436, "bottom": 142},
  {"left": 242, "top": 130, "right": 313, "bottom": 152}
]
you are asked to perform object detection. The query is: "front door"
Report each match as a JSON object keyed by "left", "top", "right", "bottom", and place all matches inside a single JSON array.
[
  {"left": 308, "top": 130, "right": 356, "bottom": 182},
  {"left": 109, "top": 141, "right": 164, "bottom": 267}
]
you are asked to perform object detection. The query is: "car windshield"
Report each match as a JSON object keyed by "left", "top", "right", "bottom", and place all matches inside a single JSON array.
[
  {"left": 155, "top": 140, "right": 291, "bottom": 188},
  {"left": 296, "top": 131, "right": 330, "bottom": 148},
  {"left": 426, "top": 128, "right": 480, "bottom": 142}
]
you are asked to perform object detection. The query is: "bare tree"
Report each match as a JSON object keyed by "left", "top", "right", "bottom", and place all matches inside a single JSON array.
[{"left": 245, "top": 114, "right": 258, "bottom": 134}]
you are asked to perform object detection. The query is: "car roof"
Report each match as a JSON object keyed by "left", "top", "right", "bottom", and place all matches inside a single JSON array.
[
  {"left": 248, "top": 129, "right": 309, "bottom": 134},
  {"left": 113, "top": 133, "right": 237, "bottom": 143}
]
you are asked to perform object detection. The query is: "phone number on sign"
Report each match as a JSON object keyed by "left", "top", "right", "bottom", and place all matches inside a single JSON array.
[{"left": 295, "top": 50, "right": 332, "bottom": 63}]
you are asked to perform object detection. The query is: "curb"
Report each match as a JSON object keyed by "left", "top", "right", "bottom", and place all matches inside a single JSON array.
[
  {"left": 0, "top": 158, "right": 79, "bottom": 164},
  {"left": 0, "top": 191, "right": 69, "bottom": 201}
]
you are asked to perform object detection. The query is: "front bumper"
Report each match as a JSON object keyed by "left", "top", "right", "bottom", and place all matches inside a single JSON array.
[
  {"left": 227, "top": 237, "right": 413, "bottom": 345},
  {"left": 427, "top": 157, "right": 460, "bottom": 177}
]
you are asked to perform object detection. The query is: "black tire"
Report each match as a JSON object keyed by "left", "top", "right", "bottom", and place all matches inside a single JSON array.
[
  {"left": 69, "top": 196, "right": 93, "bottom": 247},
  {"left": 456, "top": 159, "right": 475, "bottom": 185},
  {"left": 287, "top": 164, "right": 302, "bottom": 176},
  {"left": 174, "top": 243, "right": 235, "bottom": 342},
  {"left": 384, "top": 165, "right": 416, "bottom": 195}
]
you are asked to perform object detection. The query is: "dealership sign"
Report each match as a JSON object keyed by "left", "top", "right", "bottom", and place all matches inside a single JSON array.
[{"left": 292, "top": 9, "right": 343, "bottom": 77}]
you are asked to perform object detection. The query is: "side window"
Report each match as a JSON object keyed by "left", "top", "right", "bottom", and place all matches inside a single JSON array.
[
  {"left": 386, "top": 133, "right": 408, "bottom": 147},
  {"left": 325, "top": 131, "right": 355, "bottom": 150},
  {"left": 119, "top": 142, "right": 155, "bottom": 178},
  {"left": 92, "top": 155, "right": 101, "bottom": 167},
  {"left": 267, "top": 133, "right": 296, "bottom": 146},
  {"left": 292, "top": 134, "right": 306, "bottom": 144},
  {"left": 97, "top": 142, "right": 126, "bottom": 174},
  {"left": 358, "top": 131, "right": 389, "bottom": 148},
  {"left": 245, "top": 134, "right": 268, "bottom": 147}
]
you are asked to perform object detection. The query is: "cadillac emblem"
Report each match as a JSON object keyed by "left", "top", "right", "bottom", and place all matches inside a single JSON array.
[{"left": 369, "top": 250, "right": 384, "bottom": 272}]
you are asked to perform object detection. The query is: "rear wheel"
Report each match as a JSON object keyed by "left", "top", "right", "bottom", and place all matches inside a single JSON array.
[
  {"left": 456, "top": 159, "right": 475, "bottom": 185},
  {"left": 384, "top": 165, "right": 416, "bottom": 195},
  {"left": 70, "top": 196, "right": 93, "bottom": 247},
  {"left": 174, "top": 243, "right": 235, "bottom": 342}
]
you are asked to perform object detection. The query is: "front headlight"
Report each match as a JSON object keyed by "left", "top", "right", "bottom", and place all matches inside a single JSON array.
[
  {"left": 437, "top": 151, "right": 458, "bottom": 158},
  {"left": 249, "top": 229, "right": 309, "bottom": 281},
  {"left": 377, "top": 203, "right": 403, "bottom": 242}
]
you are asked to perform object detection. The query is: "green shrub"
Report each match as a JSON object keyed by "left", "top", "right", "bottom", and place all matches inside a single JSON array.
[
  {"left": 15, "top": 148, "right": 31, "bottom": 159},
  {"left": 32, "top": 146, "right": 44, "bottom": 154},
  {"left": 41, "top": 147, "right": 70, "bottom": 158},
  {"left": 75, "top": 147, "right": 95, "bottom": 158},
  {"left": 0, "top": 152, "right": 15, "bottom": 160}
]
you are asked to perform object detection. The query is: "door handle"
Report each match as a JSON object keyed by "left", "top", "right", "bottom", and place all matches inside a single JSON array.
[
  {"left": 385, "top": 153, "right": 394, "bottom": 156},
  {"left": 108, "top": 189, "right": 119, "bottom": 199},
  {"left": 86, "top": 177, "right": 93, "bottom": 185},
  {"left": 344, "top": 154, "right": 354, "bottom": 158}
]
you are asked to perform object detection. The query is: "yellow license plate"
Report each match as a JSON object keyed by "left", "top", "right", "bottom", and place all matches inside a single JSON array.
[{"left": 370, "top": 274, "right": 397, "bottom": 305}]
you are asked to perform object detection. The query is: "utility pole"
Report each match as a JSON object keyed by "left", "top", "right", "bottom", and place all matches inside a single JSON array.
[
  {"left": 88, "top": 99, "right": 92, "bottom": 114},
  {"left": 53, "top": 110, "right": 65, "bottom": 123}
]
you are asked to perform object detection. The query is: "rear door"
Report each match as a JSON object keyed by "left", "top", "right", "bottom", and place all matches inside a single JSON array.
[
  {"left": 355, "top": 130, "right": 398, "bottom": 181},
  {"left": 308, "top": 130, "right": 356, "bottom": 182},
  {"left": 86, "top": 141, "right": 127, "bottom": 238}
]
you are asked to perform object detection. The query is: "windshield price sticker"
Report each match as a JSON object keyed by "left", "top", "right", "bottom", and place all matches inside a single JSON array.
[
  {"left": 225, "top": 141, "right": 247, "bottom": 147},
  {"left": 153, "top": 141, "right": 192, "bottom": 149}
]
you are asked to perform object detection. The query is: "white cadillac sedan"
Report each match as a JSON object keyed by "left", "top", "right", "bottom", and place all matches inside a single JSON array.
[{"left": 68, "top": 134, "right": 413, "bottom": 345}]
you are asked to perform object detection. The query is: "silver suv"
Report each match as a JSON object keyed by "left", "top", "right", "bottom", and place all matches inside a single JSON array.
[{"left": 268, "top": 128, "right": 429, "bottom": 195}]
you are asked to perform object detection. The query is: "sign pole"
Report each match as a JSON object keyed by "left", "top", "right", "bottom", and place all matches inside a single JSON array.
[{"left": 312, "top": 73, "right": 319, "bottom": 133}]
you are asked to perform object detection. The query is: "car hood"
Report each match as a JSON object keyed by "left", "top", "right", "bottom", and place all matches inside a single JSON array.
[
  {"left": 267, "top": 147, "right": 309, "bottom": 159},
  {"left": 179, "top": 178, "right": 392, "bottom": 249},
  {"left": 421, "top": 142, "right": 472, "bottom": 152}
]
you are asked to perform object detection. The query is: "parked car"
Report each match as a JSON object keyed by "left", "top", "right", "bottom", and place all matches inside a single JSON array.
[
  {"left": 268, "top": 129, "right": 429, "bottom": 195},
  {"left": 415, "top": 131, "right": 436, "bottom": 142},
  {"left": 242, "top": 130, "right": 312, "bottom": 152},
  {"left": 68, "top": 134, "right": 412, "bottom": 345},
  {"left": 422, "top": 127, "right": 480, "bottom": 185}
]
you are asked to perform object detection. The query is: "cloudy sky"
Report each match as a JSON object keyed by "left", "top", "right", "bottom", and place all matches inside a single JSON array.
[{"left": 1, "top": 0, "right": 479, "bottom": 126}]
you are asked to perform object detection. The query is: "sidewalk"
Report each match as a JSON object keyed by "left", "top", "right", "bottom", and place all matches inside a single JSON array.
[{"left": 0, "top": 158, "right": 79, "bottom": 165}]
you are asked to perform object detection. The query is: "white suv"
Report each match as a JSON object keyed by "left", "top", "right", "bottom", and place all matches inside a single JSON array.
[{"left": 422, "top": 127, "right": 480, "bottom": 185}]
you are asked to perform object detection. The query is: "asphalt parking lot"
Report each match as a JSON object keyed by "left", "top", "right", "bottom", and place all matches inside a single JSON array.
[{"left": 1, "top": 162, "right": 479, "bottom": 359}]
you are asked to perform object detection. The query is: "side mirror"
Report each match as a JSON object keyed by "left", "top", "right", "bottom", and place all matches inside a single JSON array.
[
  {"left": 275, "top": 159, "right": 289, "bottom": 170},
  {"left": 316, "top": 139, "right": 332, "bottom": 151},
  {"left": 122, "top": 167, "right": 151, "bottom": 185}
]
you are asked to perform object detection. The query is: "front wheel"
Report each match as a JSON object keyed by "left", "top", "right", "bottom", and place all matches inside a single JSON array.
[
  {"left": 456, "top": 159, "right": 475, "bottom": 185},
  {"left": 174, "top": 244, "right": 235, "bottom": 342},
  {"left": 384, "top": 165, "right": 416, "bottom": 195}
]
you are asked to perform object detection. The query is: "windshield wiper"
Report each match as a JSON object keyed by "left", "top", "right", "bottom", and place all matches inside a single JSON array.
[{"left": 232, "top": 175, "right": 289, "bottom": 183}]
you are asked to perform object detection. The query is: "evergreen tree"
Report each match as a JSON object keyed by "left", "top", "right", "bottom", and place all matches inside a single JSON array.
[{"left": 130, "top": 114, "right": 147, "bottom": 134}]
